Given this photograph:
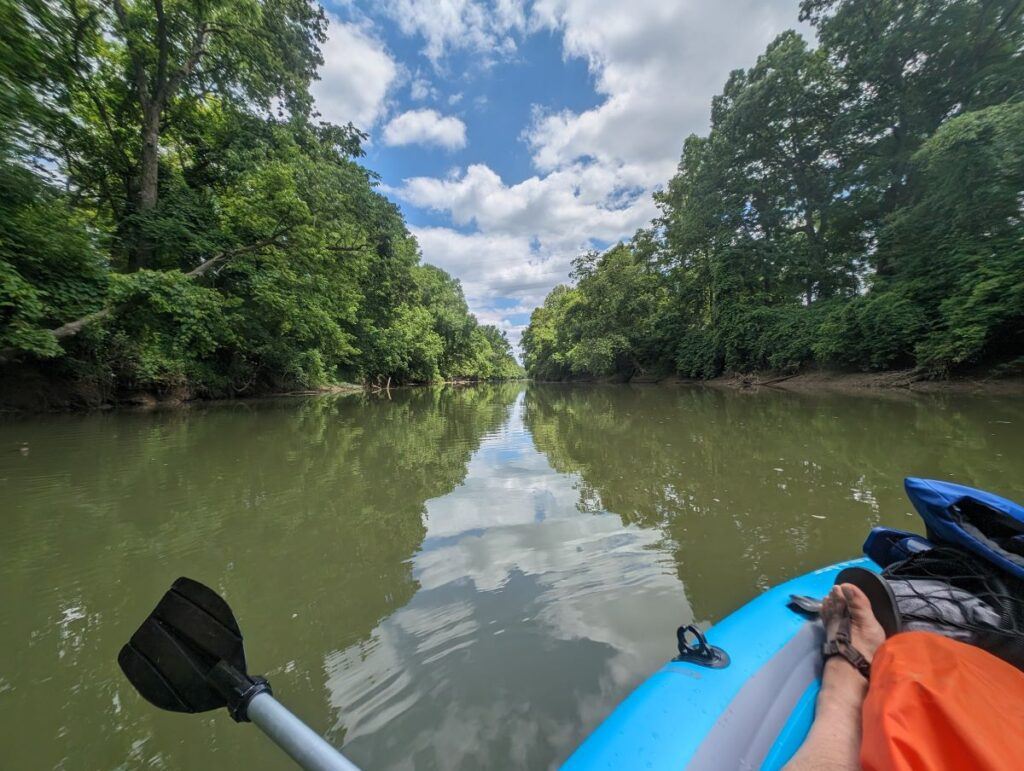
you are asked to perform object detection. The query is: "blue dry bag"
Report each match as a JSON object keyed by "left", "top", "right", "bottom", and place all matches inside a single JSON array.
[{"left": 903, "top": 477, "right": 1024, "bottom": 582}]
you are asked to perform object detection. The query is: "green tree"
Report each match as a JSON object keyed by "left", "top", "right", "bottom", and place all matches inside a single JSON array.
[
  {"left": 712, "top": 31, "right": 860, "bottom": 303},
  {"left": 476, "top": 325, "right": 523, "bottom": 380},
  {"left": 0, "top": 163, "right": 107, "bottom": 359},
  {"left": 521, "top": 285, "right": 578, "bottom": 380},
  {"left": 524, "top": 0, "right": 1024, "bottom": 382},
  {"left": 1, "top": 0, "right": 519, "bottom": 406},
  {"left": 56, "top": 0, "right": 327, "bottom": 269},
  {"left": 800, "top": 0, "right": 1024, "bottom": 268},
  {"left": 882, "top": 102, "right": 1024, "bottom": 372},
  {"left": 563, "top": 245, "right": 671, "bottom": 377}
]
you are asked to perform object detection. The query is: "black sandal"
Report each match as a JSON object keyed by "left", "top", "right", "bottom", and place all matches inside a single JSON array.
[
  {"left": 791, "top": 567, "right": 903, "bottom": 679},
  {"left": 790, "top": 568, "right": 902, "bottom": 636},
  {"left": 834, "top": 567, "right": 902, "bottom": 637},
  {"left": 821, "top": 568, "right": 905, "bottom": 679}
]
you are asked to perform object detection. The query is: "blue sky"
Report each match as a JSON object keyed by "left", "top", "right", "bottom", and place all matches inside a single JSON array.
[{"left": 311, "top": 0, "right": 808, "bottom": 351}]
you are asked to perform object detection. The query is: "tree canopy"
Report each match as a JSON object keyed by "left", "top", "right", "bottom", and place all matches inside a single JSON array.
[
  {"left": 0, "top": 0, "right": 519, "bottom": 406},
  {"left": 523, "top": 0, "right": 1024, "bottom": 381}
]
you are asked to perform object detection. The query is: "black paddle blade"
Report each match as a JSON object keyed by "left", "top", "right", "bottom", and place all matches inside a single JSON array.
[
  {"left": 118, "top": 577, "right": 248, "bottom": 714},
  {"left": 788, "top": 594, "right": 823, "bottom": 617}
]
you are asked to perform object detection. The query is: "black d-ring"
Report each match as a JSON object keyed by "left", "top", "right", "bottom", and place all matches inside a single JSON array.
[{"left": 675, "top": 624, "right": 730, "bottom": 668}]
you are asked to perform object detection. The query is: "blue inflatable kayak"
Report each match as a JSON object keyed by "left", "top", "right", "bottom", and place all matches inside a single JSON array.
[
  {"left": 565, "top": 477, "right": 1024, "bottom": 770},
  {"left": 563, "top": 557, "right": 881, "bottom": 771}
]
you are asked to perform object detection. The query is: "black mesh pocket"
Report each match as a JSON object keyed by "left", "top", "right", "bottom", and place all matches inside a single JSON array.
[{"left": 883, "top": 546, "right": 1024, "bottom": 670}]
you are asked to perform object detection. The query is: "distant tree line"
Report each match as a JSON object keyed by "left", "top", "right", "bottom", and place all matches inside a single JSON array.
[
  {"left": 522, "top": 0, "right": 1023, "bottom": 381},
  {"left": 0, "top": 0, "right": 520, "bottom": 406}
]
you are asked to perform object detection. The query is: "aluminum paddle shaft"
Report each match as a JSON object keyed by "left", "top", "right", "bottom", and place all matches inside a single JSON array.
[
  {"left": 118, "top": 578, "right": 362, "bottom": 771},
  {"left": 247, "top": 692, "right": 360, "bottom": 771}
]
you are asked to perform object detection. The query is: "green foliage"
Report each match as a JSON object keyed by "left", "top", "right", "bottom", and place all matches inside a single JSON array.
[
  {"left": 813, "top": 292, "right": 927, "bottom": 370},
  {"left": 879, "top": 102, "right": 1024, "bottom": 374},
  {"left": 521, "top": 285, "right": 581, "bottom": 380},
  {"left": 674, "top": 329, "right": 720, "bottom": 380},
  {"left": 524, "top": 0, "right": 1024, "bottom": 381},
  {"left": 522, "top": 246, "right": 673, "bottom": 379},
  {"left": 0, "top": 162, "right": 106, "bottom": 358},
  {"left": 375, "top": 304, "right": 445, "bottom": 383},
  {"left": 476, "top": 324, "right": 524, "bottom": 380},
  {"left": 0, "top": 0, "right": 517, "bottom": 403},
  {"left": 103, "top": 270, "right": 235, "bottom": 391}
]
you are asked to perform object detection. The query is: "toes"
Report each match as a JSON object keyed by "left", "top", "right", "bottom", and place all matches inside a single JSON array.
[
  {"left": 839, "top": 584, "right": 872, "bottom": 622},
  {"left": 820, "top": 586, "right": 849, "bottom": 625},
  {"left": 838, "top": 582, "right": 887, "bottom": 657},
  {"left": 823, "top": 586, "right": 845, "bottom": 615},
  {"left": 821, "top": 592, "right": 835, "bottom": 617}
]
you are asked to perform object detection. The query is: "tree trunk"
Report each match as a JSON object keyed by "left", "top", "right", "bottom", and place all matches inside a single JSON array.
[
  {"left": 130, "top": 108, "right": 161, "bottom": 271},
  {"left": 139, "top": 109, "right": 160, "bottom": 213}
]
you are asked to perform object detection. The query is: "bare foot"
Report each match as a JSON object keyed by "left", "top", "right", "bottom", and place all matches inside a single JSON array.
[
  {"left": 784, "top": 583, "right": 884, "bottom": 770},
  {"left": 821, "top": 583, "right": 886, "bottom": 666}
]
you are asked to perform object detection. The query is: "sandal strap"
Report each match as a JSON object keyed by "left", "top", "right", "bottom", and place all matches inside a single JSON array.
[{"left": 821, "top": 612, "right": 872, "bottom": 678}]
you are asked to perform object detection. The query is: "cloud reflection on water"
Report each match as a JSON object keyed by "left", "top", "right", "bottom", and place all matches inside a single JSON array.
[{"left": 324, "top": 393, "right": 689, "bottom": 769}]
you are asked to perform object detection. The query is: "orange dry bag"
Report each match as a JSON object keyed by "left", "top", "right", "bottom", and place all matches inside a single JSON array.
[{"left": 861, "top": 631, "right": 1024, "bottom": 771}]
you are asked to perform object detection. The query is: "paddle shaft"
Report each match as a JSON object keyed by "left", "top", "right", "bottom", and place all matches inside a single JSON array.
[{"left": 247, "top": 692, "right": 360, "bottom": 771}]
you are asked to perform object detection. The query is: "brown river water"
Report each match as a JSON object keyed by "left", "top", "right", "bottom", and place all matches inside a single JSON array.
[{"left": 2, "top": 383, "right": 1022, "bottom": 769}]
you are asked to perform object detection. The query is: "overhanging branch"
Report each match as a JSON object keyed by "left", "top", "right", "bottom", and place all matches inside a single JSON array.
[{"left": 0, "top": 229, "right": 293, "bottom": 362}]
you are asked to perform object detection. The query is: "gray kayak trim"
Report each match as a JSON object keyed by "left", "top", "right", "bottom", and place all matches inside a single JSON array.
[{"left": 687, "top": 620, "right": 824, "bottom": 770}]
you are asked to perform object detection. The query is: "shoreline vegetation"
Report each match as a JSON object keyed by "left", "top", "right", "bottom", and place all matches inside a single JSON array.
[
  {"left": 0, "top": 376, "right": 533, "bottom": 414},
  {"left": 538, "top": 370, "right": 1024, "bottom": 396},
  {"left": 521, "top": 0, "right": 1023, "bottom": 387},
  {"left": 1, "top": 0, "right": 522, "bottom": 413},
  {"left": 7, "top": 368, "right": 1021, "bottom": 416}
]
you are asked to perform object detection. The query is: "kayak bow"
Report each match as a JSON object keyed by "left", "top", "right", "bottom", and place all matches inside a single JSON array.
[{"left": 563, "top": 558, "right": 880, "bottom": 771}]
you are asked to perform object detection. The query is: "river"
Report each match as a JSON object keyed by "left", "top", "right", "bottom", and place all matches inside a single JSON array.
[{"left": 2, "top": 383, "right": 1022, "bottom": 770}]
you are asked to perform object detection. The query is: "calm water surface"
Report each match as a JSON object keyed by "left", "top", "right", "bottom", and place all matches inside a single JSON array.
[{"left": 2, "top": 384, "right": 1022, "bottom": 770}]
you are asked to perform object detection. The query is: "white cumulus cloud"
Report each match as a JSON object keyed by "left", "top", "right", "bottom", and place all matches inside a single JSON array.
[
  {"left": 312, "top": 17, "right": 399, "bottom": 130},
  {"left": 384, "top": 1, "right": 807, "bottom": 353},
  {"left": 400, "top": 163, "right": 652, "bottom": 240},
  {"left": 382, "top": 109, "right": 469, "bottom": 149},
  {"left": 396, "top": 161, "right": 654, "bottom": 351},
  {"left": 525, "top": 0, "right": 808, "bottom": 175},
  {"left": 410, "top": 227, "right": 577, "bottom": 350},
  {"left": 381, "top": 0, "right": 528, "bottom": 65},
  {"left": 409, "top": 76, "right": 436, "bottom": 101}
]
